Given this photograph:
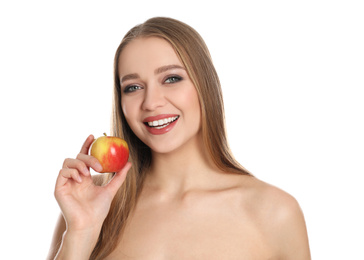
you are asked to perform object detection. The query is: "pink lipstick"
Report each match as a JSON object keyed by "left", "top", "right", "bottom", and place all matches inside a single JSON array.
[{"left": 143, "top": 114, "right": 179, "bottom": 135}]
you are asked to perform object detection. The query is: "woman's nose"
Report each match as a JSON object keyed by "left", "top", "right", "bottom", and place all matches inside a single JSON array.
[{"left": 141, "top": 85, "right": 167, "bottom": 111}]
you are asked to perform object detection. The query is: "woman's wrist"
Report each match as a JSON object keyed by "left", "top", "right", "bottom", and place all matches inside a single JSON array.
[{"left": 55, "top": 227, "right": 101, "bottom": 260}]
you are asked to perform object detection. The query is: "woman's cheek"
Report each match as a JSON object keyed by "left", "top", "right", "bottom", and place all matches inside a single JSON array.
[
  {"left": 121, "top": 99, "right": 137, "bottom": 129},
  {"left": 122, "top": 95, "right": 140, "bottom": 119}
]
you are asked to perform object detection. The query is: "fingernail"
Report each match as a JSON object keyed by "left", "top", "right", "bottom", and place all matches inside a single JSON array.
[{"left": 77, "top": 175, "right": 83, "bottom": 183}]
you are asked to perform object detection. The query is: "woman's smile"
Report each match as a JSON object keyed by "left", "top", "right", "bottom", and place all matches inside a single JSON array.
[{"left": 143, "top": 114, "right": 180, "bottom": 134}]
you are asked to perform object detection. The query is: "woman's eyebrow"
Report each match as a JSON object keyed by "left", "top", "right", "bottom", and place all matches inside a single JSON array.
[
  {"left": 154, "top": 64, "right": 185, "bottom": 74},
  {"left": 120, "top": 73, "right": 139, "bottom": 84}
]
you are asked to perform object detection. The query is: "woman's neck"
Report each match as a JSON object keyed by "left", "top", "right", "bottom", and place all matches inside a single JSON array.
[{"left": 145, "top": 134, "right": 221, "bottom": 196}]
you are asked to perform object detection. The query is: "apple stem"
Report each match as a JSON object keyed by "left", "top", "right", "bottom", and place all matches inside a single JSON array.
[{"left": 103, "top": 133, "right": 107, "bottom": 136}]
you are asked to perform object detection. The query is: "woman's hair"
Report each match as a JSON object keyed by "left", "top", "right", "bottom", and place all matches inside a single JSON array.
[{"left": 90, "top": 17, "right": 251, "bottom": 259}]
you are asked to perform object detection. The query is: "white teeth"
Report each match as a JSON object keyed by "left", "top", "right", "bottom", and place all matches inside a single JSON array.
[{"left": 146, "top": 116, "right": 179, "bottom": 128}]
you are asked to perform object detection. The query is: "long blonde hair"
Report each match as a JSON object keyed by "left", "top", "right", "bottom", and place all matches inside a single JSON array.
[{"left": 90, "top": 17, "right": 251, "bottom": 259}]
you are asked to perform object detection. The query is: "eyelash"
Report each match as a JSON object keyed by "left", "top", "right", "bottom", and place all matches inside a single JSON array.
[
  {"left": 123, "top": 75, "right": 183, "bottom": 94},
  {"left": 123, "top": 85, "right": 141, "bottom": 93},
  {"left": 164, "top": 75, "right": 182, "bottom": 84}
]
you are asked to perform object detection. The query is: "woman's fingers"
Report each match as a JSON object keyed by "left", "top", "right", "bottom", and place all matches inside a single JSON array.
[
  {"left": 55, "top": 168, "right": 82, "bottom": 189},
  {"left": 76, "top": 135, "right": 103, "bottom": 173},
  {"left": 63, "top": 158, "right": 90, "bottom": 177},
  {"left": 105, "top": 162, "right": 132, "bottom": 197},
  {"left": 76, "top": 153, "right": 103, "bottom": 173},
  {"left": 80, "top": 134, "right": 95, "bottom": 155}
]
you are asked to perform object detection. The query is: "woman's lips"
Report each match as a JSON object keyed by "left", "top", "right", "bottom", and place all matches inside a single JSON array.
[{"left": 143, "top": 114, "right": 180, "bottom": 135}]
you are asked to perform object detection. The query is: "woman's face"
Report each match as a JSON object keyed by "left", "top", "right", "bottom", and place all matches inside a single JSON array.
[{"left": 118, "top": 37, "right": 201, "bottom": 154}]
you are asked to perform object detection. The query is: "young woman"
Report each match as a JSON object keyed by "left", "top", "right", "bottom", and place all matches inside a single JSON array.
[{"left": 48, "top": 17, "right": 311, "bottom": 259}]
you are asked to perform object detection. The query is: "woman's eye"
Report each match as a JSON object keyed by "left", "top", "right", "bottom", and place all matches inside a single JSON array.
[
  {"left": 123, "top": 85, "right": 141, "bottom": 93},
  {"left": 165, "top": 76, "right": 182, "bottom": 84}
]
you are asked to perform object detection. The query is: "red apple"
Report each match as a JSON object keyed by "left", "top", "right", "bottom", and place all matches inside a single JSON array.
[{"left": 90, "top": 133, "right": 129, "bottom": 173}]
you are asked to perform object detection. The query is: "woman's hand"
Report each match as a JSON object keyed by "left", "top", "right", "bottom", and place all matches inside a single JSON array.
[{"left": 54, "top": 134, "right": 131, "bottom": 233}]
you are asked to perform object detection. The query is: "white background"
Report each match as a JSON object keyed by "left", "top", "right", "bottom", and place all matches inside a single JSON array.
[{"left": 1, "top": 0, "right": 363, "bottom": 259}]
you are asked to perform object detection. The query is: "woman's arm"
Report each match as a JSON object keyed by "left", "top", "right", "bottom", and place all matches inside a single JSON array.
[
  {"left": 277, "top": 196, "right": 311, "bottom": 259},
  {"left": 47, "top": 135, "right": 131, "bottom": 259},
  {"left": 51, "top": 222, "right": 102, "bottom": 260},
  {"left": 47, "top": 214, "right": 102, "bottom": 260},
  {"left": 254, "top": 181, "right": 311, "bottom": 259},
  {"left": 263, "top": 187, "right": 311, "bottom": 260},
  {"left": 47, "top": 214, "right": 66, "bottom": 260}
]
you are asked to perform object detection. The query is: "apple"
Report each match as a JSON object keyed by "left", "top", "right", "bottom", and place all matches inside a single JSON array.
[{"left": 90, "top": 133, "right": 129, "bottom": 173}]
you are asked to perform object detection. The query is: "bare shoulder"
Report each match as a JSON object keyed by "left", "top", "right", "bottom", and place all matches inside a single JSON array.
[
  {"left": 219, "top": 173, "right": 302, "bottom": 221},
  {"left": 236, "top": 175, "right": 311, "bottom": 259},
  {"left": 245, "top": 177, "right": 301, "bottom": 218},
  {"left": 221, "top": 173, "right": 305, "bottom": 224}
]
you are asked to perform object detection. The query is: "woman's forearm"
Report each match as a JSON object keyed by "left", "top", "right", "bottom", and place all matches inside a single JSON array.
[{"left": 54, "top": 227, "right": 101, "bottom": 260}]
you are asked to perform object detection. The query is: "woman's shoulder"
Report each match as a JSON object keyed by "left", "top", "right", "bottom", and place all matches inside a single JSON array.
[
  {"left": 237, "top": 175, "right": 303, "bottom": 223},
  {"left": 216, "top": 172, "right": 300, "bottom": 217},
  {"left": 234, "top": 175, "right": 310, "bottom": 257},
  {"left": 247, "top": 176, "right": 298, "bottom": 205}
]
